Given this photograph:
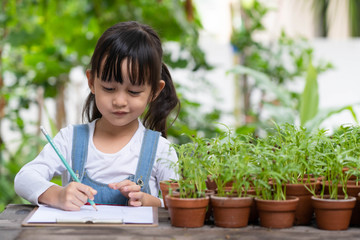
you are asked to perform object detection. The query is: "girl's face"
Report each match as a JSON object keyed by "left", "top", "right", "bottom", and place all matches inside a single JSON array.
[{"left": 87, "top": 60, "right": 165, "bottom": 130}]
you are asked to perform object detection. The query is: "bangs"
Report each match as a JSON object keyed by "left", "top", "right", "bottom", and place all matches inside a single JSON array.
[{"left": 92, "top": 29, "right": 161, "bottom": 86}]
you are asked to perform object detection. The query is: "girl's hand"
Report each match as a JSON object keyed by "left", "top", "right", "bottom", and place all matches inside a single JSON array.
[
  {"left": 108, "top": 180, "right": 161, "bottom": 207},
  {"left": 108, "top": 180, "right": 140, "bottom": 198},
  {"left": 127, "top": 191, "right": 161, "bottom": 207},
  {"left": 58, "top": 182, "right": 97, "bottom": 211},
  {"left": 38, "top": 182, "right": 97, "bottom": 211}
]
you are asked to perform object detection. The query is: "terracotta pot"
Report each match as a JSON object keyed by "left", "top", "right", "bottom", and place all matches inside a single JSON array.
[
  {"left": 311, "top": 195, "right": 356, "bottom": 230},
  {"left": 211, "top": 195, "right": 253, "bottom": 228},
  {"left": 221, "top": 187, "right": 258, "bottom": 224},
  {"left": 286, "top": 179, "right": 320, "bottom": 225},
  {"left": 171, "top": 189, "right": 214, "bottom": 224},
  {"left": 338, "top": 181, "right": 360, "bottom": 226},
  {"left": 255, "top": 196, "right": 299, "bottom": 229},
  {"left": 159, "top": 180, "right": 179, "bottom": 209},
  {"left": 213, "top": 183, "right": 260, "bottom": 225},
  {"left": 166, "top": 195, "right": 209, "bottom": 228}
]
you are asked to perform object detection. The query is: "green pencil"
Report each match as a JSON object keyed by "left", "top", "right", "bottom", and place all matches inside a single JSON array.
[{"left": 40, "top": 126, "right": 98, "bottom": 211}]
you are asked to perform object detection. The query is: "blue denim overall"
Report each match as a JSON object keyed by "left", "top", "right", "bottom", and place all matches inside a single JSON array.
[{"left": 70, "top": 124, "right": 160, "bottom": 205}]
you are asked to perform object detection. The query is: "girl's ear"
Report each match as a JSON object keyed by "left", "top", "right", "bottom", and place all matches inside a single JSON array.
[
  {"left": 152, "top": 80, "right": 165, "bottom": 101},
  {"left": 86, "top": 69, "right": 95, "bottom": 94}
]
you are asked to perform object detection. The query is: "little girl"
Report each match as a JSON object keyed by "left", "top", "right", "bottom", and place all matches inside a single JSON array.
[{"left": 14, "top": 21, "right": 180, "bottom": 211}]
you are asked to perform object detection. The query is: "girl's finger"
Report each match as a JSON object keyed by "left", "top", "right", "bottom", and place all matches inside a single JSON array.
[
  {"left": 128, "top": 199, "right": 142, "bottom": 207},
  {"left": 121, "top": 184, "right": 141, "bottom": 193},
  {"left": 75, "top": 191, "right": 88, "bottom": 204},
  {"left": 70, "top": 196, "right": 87, "bottom": 209},
  {"left": 108, "top": 180, "right": 135, "bottom": 190},
  {"left": 128, "top": 192, "right": 144, "bottom": 207},
  {"left": 62, "top": 200, "right": 82, "bottom": 211},
  {"left": 76, "top": 183, "right": 97, "bottom": 200}
]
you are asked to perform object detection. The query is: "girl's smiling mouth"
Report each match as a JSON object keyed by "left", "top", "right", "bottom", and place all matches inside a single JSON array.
[{"left": 112, "top": 111, "right": 128, "bottom": 116}]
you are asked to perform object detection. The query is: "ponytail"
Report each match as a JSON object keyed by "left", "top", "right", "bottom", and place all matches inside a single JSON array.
[
  {"left": 143, "top": 63, "right": 180, "bottom": 137},
  {"left": 82, "top": 93, "right": 102, "bottom": 123}
]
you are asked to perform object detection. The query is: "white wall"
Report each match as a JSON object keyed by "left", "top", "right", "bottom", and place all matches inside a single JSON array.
[{"left": 313, "top": 39, "right": 360, "bottom": 130}]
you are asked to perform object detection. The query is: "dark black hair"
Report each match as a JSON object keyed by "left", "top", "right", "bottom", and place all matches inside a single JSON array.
[{"left": 82, "top": 21, "right": 179, "bottom": 137}]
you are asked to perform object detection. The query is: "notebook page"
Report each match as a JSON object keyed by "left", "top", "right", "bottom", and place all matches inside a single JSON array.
[{"left": 27, "top": 205, "right": 153, "bottom": 224}]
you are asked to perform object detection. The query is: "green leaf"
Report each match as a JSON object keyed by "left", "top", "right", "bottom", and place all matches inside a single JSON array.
[
  {"left": 300, "top": 61, "right": 319, "bottom": 126},
  {"left": 305, "top": 105, "right": 359, "bottom": 131}
]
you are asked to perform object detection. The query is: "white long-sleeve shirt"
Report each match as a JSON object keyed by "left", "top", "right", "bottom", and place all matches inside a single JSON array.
[{"left": 14, "top": 119, "right": 178, "bottom": 207}]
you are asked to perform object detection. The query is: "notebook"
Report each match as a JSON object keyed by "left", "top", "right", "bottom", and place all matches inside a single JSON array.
[{"left": 22, "top": 204, "right": 158, "bottom": 227}]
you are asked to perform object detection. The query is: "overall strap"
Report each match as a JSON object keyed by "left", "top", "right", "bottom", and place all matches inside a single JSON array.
[
  {"left": 134, "top": 129, "right": 161, "bottom": 193},
  {"left": 71, "top": 124, "right": 89, "bottom": 182}
]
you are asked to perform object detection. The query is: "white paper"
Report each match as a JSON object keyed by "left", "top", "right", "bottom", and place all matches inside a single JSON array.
[{"left": 27, "top": 205, "right": 153, "bottom": 224}]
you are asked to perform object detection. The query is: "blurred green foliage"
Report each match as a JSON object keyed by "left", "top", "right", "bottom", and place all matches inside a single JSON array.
[
  {"left": 229, "top": 0, "right": 344, "bottom": 133},
  {"left": 0, "top": 0, "right": 221, "bottom": 212},
  {"left": 229, "top": 0, "right": 358, "bottom": 135}
]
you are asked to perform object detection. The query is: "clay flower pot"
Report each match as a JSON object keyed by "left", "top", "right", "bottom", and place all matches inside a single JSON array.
[
  {"left": 312, "top": 195, "right": 356, "bottom": 230},
  {"left": 338, "top": 181, "right": 360, "bottom": 226},
  {"left": 159, "top": 180, "right": 179, "bottom": 209},
  {"left": 255, "top": 196, "right": 299, "bottom": 229},
  {"left": 166, "top": 195, "right": 209, "bottom": 228},
  {"left": 211, "top": 195, "right": 253, "bottom": 228},
  {"left": 215, "top": 186, "right": 258, "bottom": 225},
  {"left": 286, "top": 179, "right": 320, "bottom": 225},
  {"left": 220, "top": 186, "right": 258, "bottom": 224}
]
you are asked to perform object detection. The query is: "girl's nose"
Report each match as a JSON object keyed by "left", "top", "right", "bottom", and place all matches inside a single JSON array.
[{"left": 112, "top": 93, "right": 127, "bottom": 108}]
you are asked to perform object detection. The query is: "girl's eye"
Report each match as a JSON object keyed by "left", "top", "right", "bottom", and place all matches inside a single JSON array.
[
  {"left": 103, "top": 87, "right": 115, "bottom": 92},
  {"left": 129, "top": 90, "right": 141, "bottom": 95}
]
